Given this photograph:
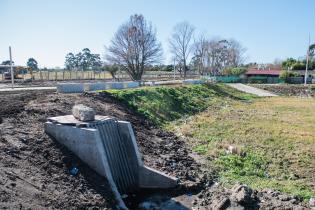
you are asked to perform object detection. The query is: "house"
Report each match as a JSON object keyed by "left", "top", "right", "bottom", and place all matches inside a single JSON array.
[{"left": 245, "top": 66, "right": 282, "bottom": 83}]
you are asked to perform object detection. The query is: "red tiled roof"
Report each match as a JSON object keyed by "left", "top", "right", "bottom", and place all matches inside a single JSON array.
[{"left": 246, "top": 69, "right": 281, "bottom": 76}]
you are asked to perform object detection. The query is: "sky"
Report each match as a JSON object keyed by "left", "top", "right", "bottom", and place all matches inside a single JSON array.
[{"left": 0, "top": 0, "right": 314, "bottom": 68}]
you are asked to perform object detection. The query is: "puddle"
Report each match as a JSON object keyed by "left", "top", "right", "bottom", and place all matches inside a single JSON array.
[{"left": 124, "top": 188, "right": 201, "bottom": 210}]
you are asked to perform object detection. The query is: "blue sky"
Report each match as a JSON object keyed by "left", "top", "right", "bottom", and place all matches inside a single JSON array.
[{"left": 0, "top": 0, "right": 314, "bottom": 68}]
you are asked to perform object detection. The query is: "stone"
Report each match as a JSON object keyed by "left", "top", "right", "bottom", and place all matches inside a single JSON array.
[
  {"left": 231, "top": 184, "right": 252, "bottom": 204},
  {"left": 309, "top": 197, "right": 315, "bottom": 207},
  {"left": 210, "top": 197, "right": 230, "bottom": 210},
  {"left": 72, "top": 104, "right": 95, "bottom": 121}
]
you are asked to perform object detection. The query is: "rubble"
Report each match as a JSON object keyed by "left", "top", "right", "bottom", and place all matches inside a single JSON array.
[{"left": 72, "top": 104, "right": 95, "bottom": 121}]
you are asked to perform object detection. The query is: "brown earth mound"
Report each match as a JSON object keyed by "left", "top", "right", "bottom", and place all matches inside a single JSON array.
[
  {"left": 0, "top": 92, "right": 200, "bottom": 209},
  {"left": 0, "top": 91, "right": 310, "bottom": 209}
]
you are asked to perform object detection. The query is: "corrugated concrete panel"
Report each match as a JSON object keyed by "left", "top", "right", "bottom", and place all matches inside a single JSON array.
[{"left": 45, "top": 115, "right": 178, "bottom": 209}]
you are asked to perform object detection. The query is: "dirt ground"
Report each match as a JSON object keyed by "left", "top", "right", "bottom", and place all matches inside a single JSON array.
[
  {"left": 0, "top": 91, "right": 312, "bottom": 209},
  {"left": 0, "top": 91, "right": 201, "bottom": 209},
  {"left": 251, "top": 84, "right": 315, "bottom": 97}
]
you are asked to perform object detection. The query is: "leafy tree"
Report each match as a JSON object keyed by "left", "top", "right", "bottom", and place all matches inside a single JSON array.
[
  {"left": 223, "top": 67, "right": 247, "bottom": 75},
  {"left": 65, "top": 49, "right": 102, "bottom": 70},
  {"left": 1, "top": 60, "right": 14, "bottom": 65},
  {"left": 106, "top": 14, "right": 163, "bottom": 81},
  {"left": 102, "top": 65, "right": 119, "bottom": 79},
  {"left": 27, "top": 58, "right": 38, "bottom": 70},
  {"left": 163, "top": 65, "right": 174, "bottom": 72},
  {"left": 65, "top": 53, "right": 77, "bottom": 70},
  {"left": 279, "top": 70, "right": 300, "bottom": 82}
]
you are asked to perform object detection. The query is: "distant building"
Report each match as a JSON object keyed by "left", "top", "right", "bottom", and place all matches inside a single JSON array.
[{"left": 245, "top": 65, "right": 282, "bottom": 83}]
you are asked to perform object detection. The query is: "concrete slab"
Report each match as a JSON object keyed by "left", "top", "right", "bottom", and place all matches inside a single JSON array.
[
  {"left": 227, "top": 83, "right": 278, "bottom": 97},
  {"left": 0, "top": 86, "right": 56, "bottom": 94},
  {"left": 57, "top": 83, "right": 84, "bottom": 93}
]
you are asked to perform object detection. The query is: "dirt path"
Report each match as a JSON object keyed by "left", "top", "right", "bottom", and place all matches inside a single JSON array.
[{"left": 227, "top": 83, "right": 278, "bottom": 97}]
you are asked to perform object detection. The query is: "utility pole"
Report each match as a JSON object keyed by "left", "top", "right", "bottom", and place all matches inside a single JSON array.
[
  {"left": 173, "top": 58, "right": 176, "bottom": 80},
  {"left": 304, "top": 34, "right": 311, "bottom": 85},
  {"left": 9, "top": 46, "right": 14, "bottom": 88}
]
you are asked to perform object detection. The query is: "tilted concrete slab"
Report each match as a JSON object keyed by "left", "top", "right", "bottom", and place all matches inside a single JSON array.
[{"left": 44, "top": 115, "right": 178, "bottom": 209}]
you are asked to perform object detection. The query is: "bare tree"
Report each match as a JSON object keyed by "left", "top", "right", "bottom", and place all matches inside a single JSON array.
[
  {"left": 106, "top": 14, "right": 162, "bottom": 81},
  {"left": 169, "top": 22, "right": 195, "bottom": 78},
  {"left": 192, "top": 34, "right": 207, "bottom": 75},
  {"left": 192, "top": 37, "right": 246, "bottom": 75},
  {"left": 227, "top": 39, "right": 246, "bottom": 67}
]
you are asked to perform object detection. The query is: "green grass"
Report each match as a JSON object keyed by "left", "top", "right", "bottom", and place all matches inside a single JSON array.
[
  {"left": 104, "top": 84, "right": 315, "bottom": 200},
  {"left": 171, "top": 97, "right": 315, "bottom": 200},
  {"left": 105, "top": 83, "right": 255, "bottom": 125}
]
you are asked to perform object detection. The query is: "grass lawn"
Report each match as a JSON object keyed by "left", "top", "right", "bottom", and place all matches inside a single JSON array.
[
  {"left": 169, "top": 97, "right": 315, "bottom": 200},
  {"left": 105, "top": 84, "right": 315, "bottom": 200}
]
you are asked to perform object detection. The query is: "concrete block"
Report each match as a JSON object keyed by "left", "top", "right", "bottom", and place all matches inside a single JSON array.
[
  {"left": 183, "top": 79, "right": 204, "bottom": 85},
  {"left": 72, "top": 104, "right": 95, "bottom": 121},
  {"left": 87, "top": 83, "right": 106, "bottom": 91},
  {"left": 45, "top": 122, "right": 106, "bottom": 175},
  {"left": 45, "top": 115, "right": 178, "bottom": 209},
  {"left": 139, "top": 166, "right": 178, "bottom": 189},
  {"left": 111, "top": 82, "right": 124, "bottom": 89},
  {"left": 44, "top": 121, "right": 127, "bottom": 209},
  {"left": 57, "top": 83, "right": 84, "bottom": 93},
  {"left": 126, "top": 81, "right": 139, "bottom": 88}
]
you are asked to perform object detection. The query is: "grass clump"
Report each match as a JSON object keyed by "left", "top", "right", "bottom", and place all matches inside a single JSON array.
[
  {"left": 105, "top": 83, "right": 254, "bottom": 125},
  {"left": 172, "top": 97, "right": 315, "bottom": 200}
]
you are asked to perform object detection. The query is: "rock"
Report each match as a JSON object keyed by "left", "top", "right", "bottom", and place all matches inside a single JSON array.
[
  {"left": 72, "top": 104, "right": 95, "bottom": 122},
  {"left": 278, "top": 194, "right": 291, "bottom": 201},
  {"left": 210, "top": 197, "right": 230, "bottom": 210},
  {"left": 310, "top": 197, "right": 315, "bottom": 207},
  {"left": 230, "top": 184, "right": 252, "bottom": 204}
]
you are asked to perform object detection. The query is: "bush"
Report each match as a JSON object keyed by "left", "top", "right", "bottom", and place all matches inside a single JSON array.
[
  {"left": 279, "top": 70, "right": 300, "bottom": 81},
  {"left": 292, "top": 62, "right": 306, "bottom": 70},
  {"left": 223, "top": 67, "right": 247, "bottom": 76}
]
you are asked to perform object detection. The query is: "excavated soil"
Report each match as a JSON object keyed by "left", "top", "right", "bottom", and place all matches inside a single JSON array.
[
  {"left": 251, "top": 84, "right": 315, "bottom": 97},
  {"left": 0, "top": 92, "right": 200, "bottom": 210},
  {"left": 0, "top": 91, "right": 311, "bottom": 209}
]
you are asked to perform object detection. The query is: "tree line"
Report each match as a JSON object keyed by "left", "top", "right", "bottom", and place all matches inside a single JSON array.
[
  {"left": 1, "top": 58, "right": 38, "bottom": 70},
  {"left": 63, "top": 14, "right": 247, "bottom": 81},
  {"left": 65, "top": 48, "right": 101, "bottom": 70},
  {"left": 282, "top": 49, "right": 315, "bottom": 71}
]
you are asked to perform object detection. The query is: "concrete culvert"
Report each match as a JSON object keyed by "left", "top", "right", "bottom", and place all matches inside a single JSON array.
[{"left": 45, "top": 106, "right": 178, "bottom": 210}]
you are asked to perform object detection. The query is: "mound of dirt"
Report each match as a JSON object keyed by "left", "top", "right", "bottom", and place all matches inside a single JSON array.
[
  {"left": 0, "top": 92, "right": 200, "bottom": 209},
  {"left": 0, "top": 91, "right": 311, "bottom": 209}
]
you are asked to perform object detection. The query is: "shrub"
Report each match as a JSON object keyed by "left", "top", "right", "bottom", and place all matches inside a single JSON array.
[
  {"left": 223, "top": 67, "right": 247, "bottom": 76},
  {"left": 292, "top": 62, "right": 306, "bottom": 70},
  {"left": 279, "top": 70, "right": 300, "bottom": 81}
]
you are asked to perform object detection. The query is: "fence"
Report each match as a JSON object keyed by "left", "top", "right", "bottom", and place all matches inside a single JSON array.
[{"left": 0, "top": 70, "right": 199, "bottom": 82}]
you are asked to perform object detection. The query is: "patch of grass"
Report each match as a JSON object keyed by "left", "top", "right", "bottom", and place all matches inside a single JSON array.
[
  {"left": 105, "top": 83, "right": 255, "bottom": 125},
  {"left": 172, "top": 97, "right": 315, "bottom": 200},
  {"left": 104, "top": 84, "right": 315, "bottom": 200}
]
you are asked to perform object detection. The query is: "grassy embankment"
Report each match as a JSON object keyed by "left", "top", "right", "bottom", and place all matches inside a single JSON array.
[{"left": 105, "top": 84, "right": 315, "bottom": 200}]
